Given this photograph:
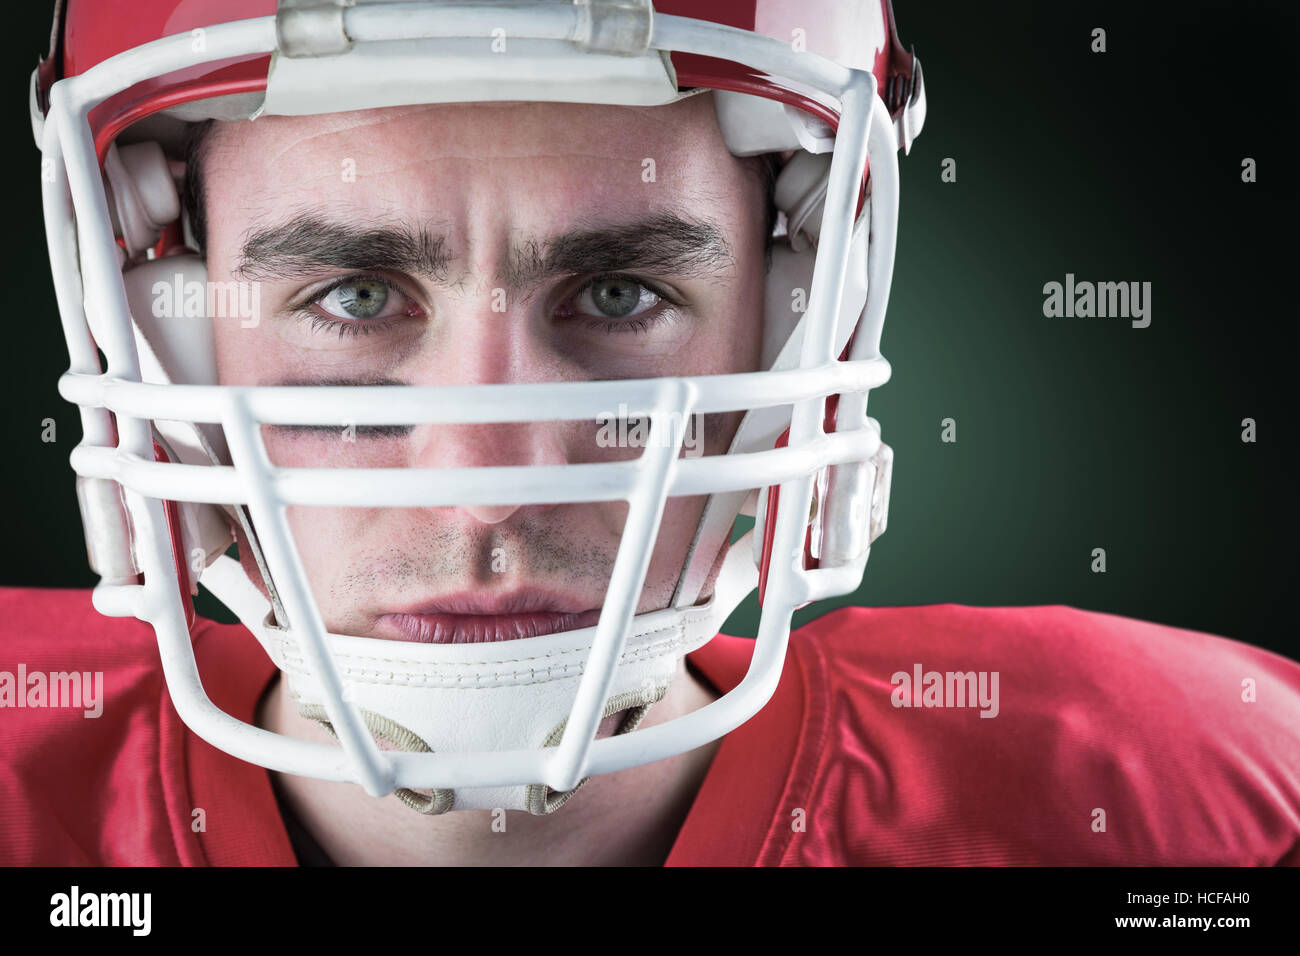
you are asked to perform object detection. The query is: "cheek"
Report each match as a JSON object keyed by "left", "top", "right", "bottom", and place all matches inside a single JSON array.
[
  {"left": 211, "top": 311, "right": 266, "bottom": 387},
  {"left": 261, "top": 427, "right": 409, "bottom": 467},
  {"left": 282, "top": 505, "right": 375, "bottom": 611},
  {"left": 647, "top": 495, "right": 706, "bottom": 576},
  {"left": 234, "top": 499, "right": 365, "bottom": 627},
  {"left": 212, "top": 309, "right": 411, "bottom": 389},
  {"left": 257, "top": 431, "right": 409, "bottom": 622}
]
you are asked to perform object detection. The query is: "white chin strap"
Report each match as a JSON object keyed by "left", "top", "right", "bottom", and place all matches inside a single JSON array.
[{"left": 201, "top": 533, "right": 757, "bottom": 815}]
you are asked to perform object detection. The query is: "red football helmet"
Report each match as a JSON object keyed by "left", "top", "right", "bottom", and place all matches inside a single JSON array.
[{"left": 33, "top": 0, "right": 925, "bottom": 813}]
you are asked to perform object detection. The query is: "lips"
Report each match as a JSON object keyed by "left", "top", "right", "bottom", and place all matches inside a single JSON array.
[{"left": 374, "top": 590, "right": 602, "bottom": 644}]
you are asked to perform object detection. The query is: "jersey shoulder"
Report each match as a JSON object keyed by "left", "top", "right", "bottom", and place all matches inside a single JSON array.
[
  {"left": 0, "top": 587, "right": 171, "bottom": 863},
  {"left": 0, "top": 587, "right": 287, "bottom": 865},
  {"left": 776, "top": 604, "right": 1300, "bottom": 865}
]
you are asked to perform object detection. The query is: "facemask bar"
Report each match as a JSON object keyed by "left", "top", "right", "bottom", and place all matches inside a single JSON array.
[{"left": 41, "top": 5, "right": 898, "bottom": 796}]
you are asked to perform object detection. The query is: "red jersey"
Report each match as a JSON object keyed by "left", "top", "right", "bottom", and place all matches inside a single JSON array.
[{"left": 1, "top": 588, "right": 1297, "bottom": 865}]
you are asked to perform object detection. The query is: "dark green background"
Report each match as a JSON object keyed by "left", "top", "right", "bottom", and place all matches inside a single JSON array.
[{"left": 5, "top": 2, "right": 1296, "bottom": 661}]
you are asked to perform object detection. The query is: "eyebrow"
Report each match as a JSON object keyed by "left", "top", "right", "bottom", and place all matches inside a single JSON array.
[
  {"left": 506, "top": 212, "right": 735, "bottom": 288},
  {"left": 232, "top": 212, "right": 734, "bottom": 288},
  {"left": 235, "top": 218, "right": 450, "bottom": 282}
]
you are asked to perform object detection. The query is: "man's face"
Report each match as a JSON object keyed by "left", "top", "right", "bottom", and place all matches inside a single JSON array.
[{"left": 203, "top": 95, "right": 767, "bottom": 641}]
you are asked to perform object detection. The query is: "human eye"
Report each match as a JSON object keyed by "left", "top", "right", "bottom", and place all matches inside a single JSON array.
[
  {"left": 295, "top": 273, "right": 424, "bottom": 337},
  {"left": 560, "top": 274, "right": 680, "bottom": 334}
]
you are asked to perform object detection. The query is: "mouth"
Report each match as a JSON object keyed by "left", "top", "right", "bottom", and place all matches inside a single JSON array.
[{"left": 374, "top": 590, "right": 602, "bottom": 644}]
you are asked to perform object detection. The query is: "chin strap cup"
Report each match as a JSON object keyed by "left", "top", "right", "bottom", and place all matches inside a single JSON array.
[{"left": 197, "top": 540, "right": 758, "bottom": 811}]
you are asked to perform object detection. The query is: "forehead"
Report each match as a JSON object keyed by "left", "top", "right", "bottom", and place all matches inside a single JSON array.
[{"left": 200, "top": 95, "right": 747, "bottom": 227}]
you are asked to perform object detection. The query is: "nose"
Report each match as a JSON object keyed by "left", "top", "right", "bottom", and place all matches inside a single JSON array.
[
  {"left": 407, "top": 301, "right": 571, "bottom": 525},
  {"left": 410, "top": 420, "right": 567, "bottom": 524}
]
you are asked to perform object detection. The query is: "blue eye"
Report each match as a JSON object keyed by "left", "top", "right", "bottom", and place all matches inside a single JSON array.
[
  {"left": 316, "top": 278, "right": 405, "bottom": 320},
  {"left": 297, "top": 274, "right": 422, "bottom": 337},
  {"left": 575, "top": 277, "right": 661, "bottom": 319},
  {"left": 326, "top": 279, "right": 389, "bottom": 319}
]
